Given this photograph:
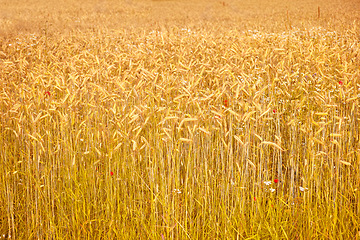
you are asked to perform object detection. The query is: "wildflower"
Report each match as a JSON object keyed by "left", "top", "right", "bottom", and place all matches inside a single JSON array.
[
  {"left": 44, "top": 91, "right": 51, "bottom": 97},
  {"left": 299, "top": 186, "right": 308, "bottom": 192},
  {"left": 338, "top": 81, "right": 343, "bottom": 85},
  {"left": 173, "top": 189, "right": 181, "bottom": 194},
  {"left": 269, "top": 188, "right": 276, "bottom": 193},
  {"left": 264, "top": 181, "right": 272, "bottom": 186},
  {"left": 110, "top": 171, "right": 114, "bottom": 176},
  {"left": 274, "top": 179, "right": 279, "bottom": 183},
  {"left": 254, "top": 197, "right": 256, "bottom": 201},
  {"left": 273, "top": 109, "right": 277, "bottom": 113},
  {"left": 224, "top": 99, "right": 229, "bottom": 107}
]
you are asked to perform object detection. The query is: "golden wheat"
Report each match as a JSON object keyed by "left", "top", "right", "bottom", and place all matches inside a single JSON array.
[{"left": 1, "top": 0, "right": 360, "bottom": 239}]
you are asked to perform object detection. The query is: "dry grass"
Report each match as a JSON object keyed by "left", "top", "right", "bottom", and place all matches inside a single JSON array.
[{"left": 1, "top": 0, "right": 360, "bottom": 239}]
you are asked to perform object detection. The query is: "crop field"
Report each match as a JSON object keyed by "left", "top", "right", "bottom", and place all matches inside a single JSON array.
[{"left": 1, "top": 0, "right": 360, "bottom": 239}]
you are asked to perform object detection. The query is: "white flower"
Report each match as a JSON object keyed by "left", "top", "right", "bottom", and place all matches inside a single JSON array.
[
  {"left": 173, "top": 189, "right": 181, "bottom": 194},
  {"left": 269, "top": 188, "right": 276, "bottom": 193},
  {"left": 299, "top": 187, "right": 308, "bottom": 192},
  {"left": 264, "top": 181, "right": 272, "bottom": 186}
]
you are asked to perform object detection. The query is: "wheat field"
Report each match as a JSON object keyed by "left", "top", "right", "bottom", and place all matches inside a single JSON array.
[{"left": 1, "top": 0, "right": 360, "bottom": 239}]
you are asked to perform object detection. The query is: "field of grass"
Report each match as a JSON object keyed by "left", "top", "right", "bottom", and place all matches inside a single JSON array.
[{"left": 1, "top": 0, "right": 360, "bottom": 239}]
